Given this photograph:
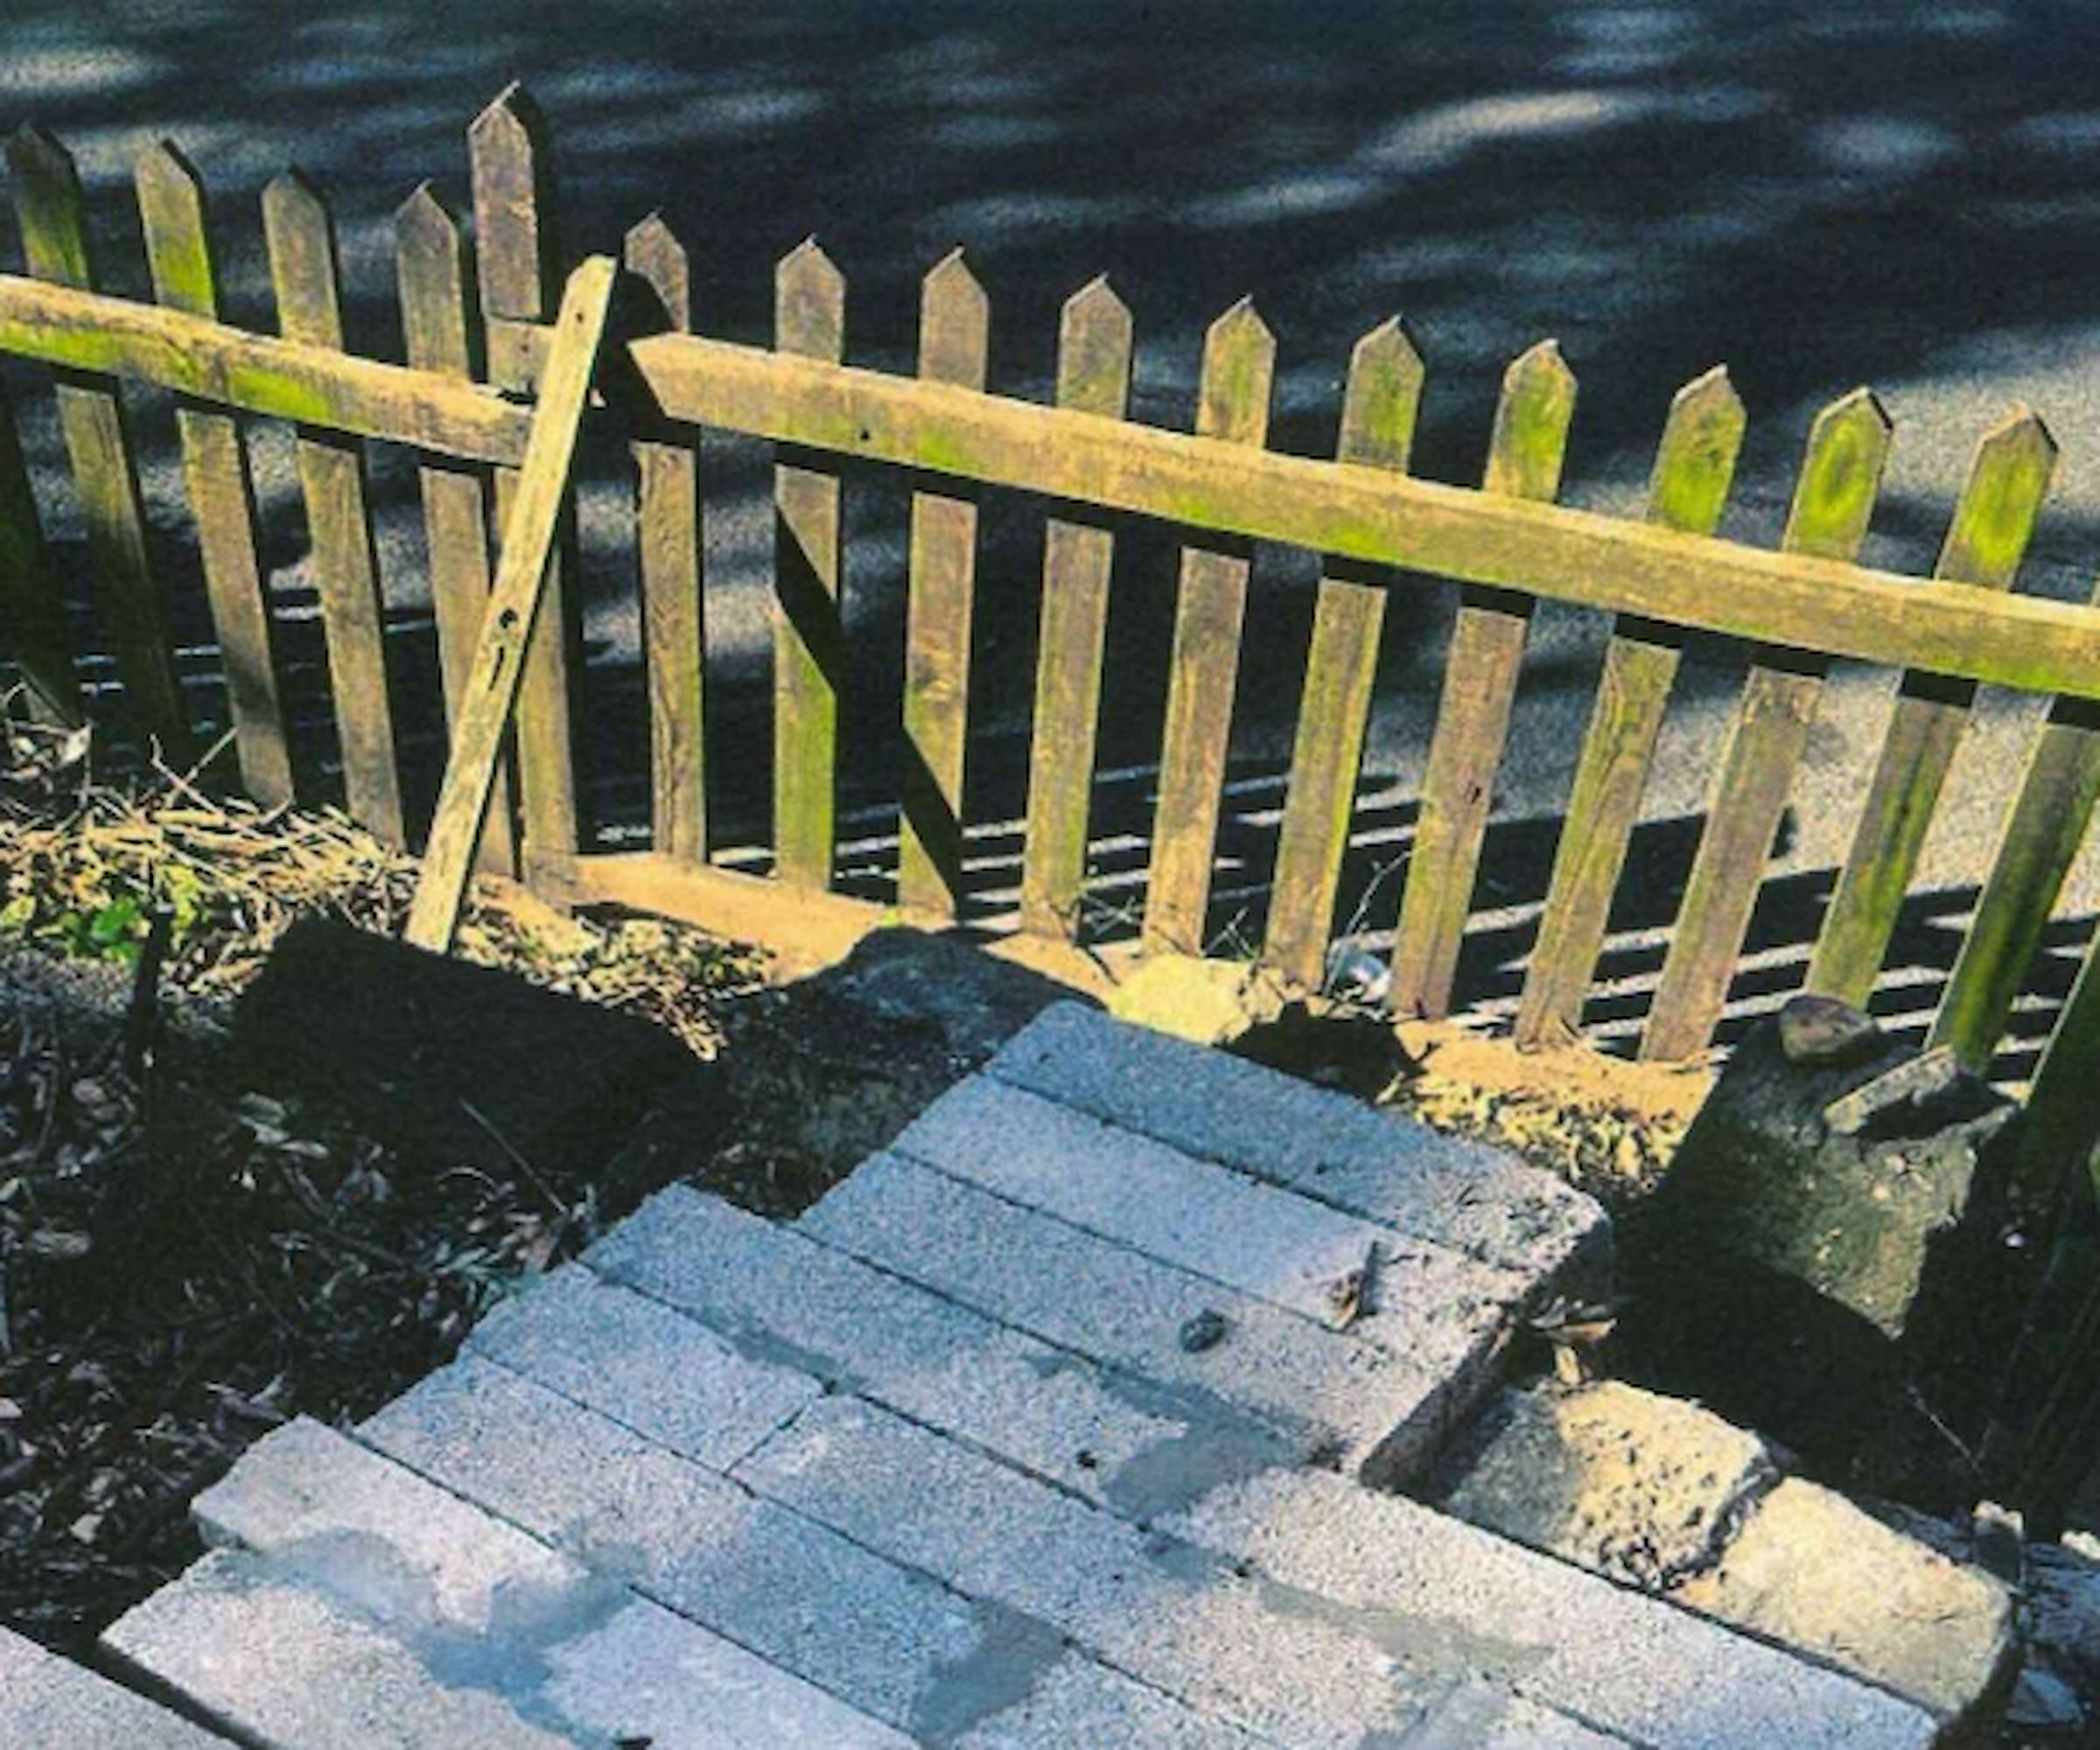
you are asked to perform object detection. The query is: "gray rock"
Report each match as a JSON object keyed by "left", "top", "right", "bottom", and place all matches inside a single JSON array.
[
  {"left": 1620, "top": 1012, "right": 2024, "bottom": 1499},
  {"left": 1777, "top": 993, "right": 1883, "bottom": 1068}
]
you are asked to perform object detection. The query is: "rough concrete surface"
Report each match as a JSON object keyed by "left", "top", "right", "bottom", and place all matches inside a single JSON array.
[
  {"left": 1675, "top": 1478, "right": 2019, "bottom": 1723},
  {"left": 465, "top": 1263, "right": 819, "bottom": 1470},
  {"left": 798, "top": 1150, "right": 1457, "bottom": 1474},
  {"left": 0, "top": 1625, "right": 229, "bottom": 1747},
  {"left": 987, "top": 1002, "right": 1606, "bottom": 1281},
  {"left": 1439, "top": 1380, "right": 1778, "bottom": 1589},
  {"left": 99, "top": 1017, "right": 1964, "bottom": 1749}
]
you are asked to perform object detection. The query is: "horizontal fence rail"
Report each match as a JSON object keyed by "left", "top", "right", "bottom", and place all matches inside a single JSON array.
[
  {"left": 13, "top": 274, "right": 2100, "bottom": 707},
  {"left": 2, "top": 86, "right": 2099, "bottom": 1190}
]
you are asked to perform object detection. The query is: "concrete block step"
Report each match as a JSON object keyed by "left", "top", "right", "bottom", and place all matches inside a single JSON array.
[
  {"left": 797, "top": 1152, "right": 1460, "bottom": 1477},
  {"left": 987, "top": 1003, "right": 1606, "bottom": 1278},
  {"left": 105, "top": 1545, "right": 908, "bottom": 1749},
  {"left": 464, "top": 1262, "right": 820, "bottom": 1469},
  {"left": 0, "top": 1624, "right": 231, "bottom": 1746},
  {"left": 130, "top": 1416, "right": 911, "bottom": 1747},
  {"left": 739, "top": 1393, "right": 1628, "bottom": 1748},
  {"left": 105, "top": 1550, "right": 583, "bottom": 1750},
  {"left": 1161, "top": 1466, "right": 1936, "bottom": 1750},
  {"left": 458, "top": 1241, "right": 1613, "bottom": 1744},
  {"left": 589, "top": 1182, "right": 1307, "bottom": 1505},
  {"left": 361, "top": 1353, "right": 1263, "bottom": 1748},
  {"left": 890, "top": 1076, "right": 1520, "bottom": 1385}
]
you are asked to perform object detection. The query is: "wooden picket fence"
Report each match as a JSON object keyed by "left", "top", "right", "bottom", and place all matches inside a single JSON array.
[{"left": 3, "top": 87, "right": 2100, "bottom": 1185}]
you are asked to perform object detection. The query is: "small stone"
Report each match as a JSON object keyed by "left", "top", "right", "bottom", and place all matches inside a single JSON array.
[
  {"left": 1108, "top": 954, "right": 1286, "bottom": 1047},
  {"left": 1970, "top": 1500, "right": 2023, "bottom": 1584},
  {"left": 1178, "top": 1309, "right": 1229, "bottom": 1353},
  {"left": 1777, "top": 995, "right": 1881, "bottom": 1067}
]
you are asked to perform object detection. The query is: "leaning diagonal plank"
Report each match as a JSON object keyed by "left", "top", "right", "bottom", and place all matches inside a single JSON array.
[{"left": 405, "top": 256, "right": 617, "bottom": 953}]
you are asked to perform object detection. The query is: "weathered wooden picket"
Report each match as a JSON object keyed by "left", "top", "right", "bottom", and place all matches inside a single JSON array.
[{"left": 3, "top": 86, "right": 2100, "bottom": 1177}]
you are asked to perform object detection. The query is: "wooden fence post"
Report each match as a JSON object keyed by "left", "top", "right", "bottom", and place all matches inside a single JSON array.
[
  {"left": 1262, "top": 318, "right": 1423, "bottom": 988},
  {"left": 1931, "top": 617, "right": 2100, "bottom": 1072},
  {"left": 1513, "top": 366, "right": 1744, "bottom": 1048},
  {"left": 6, "top": 124, "right": 190, "bottom": 761},
  {"left": 1390, "top": 339, "right": 1576, "bottom": 1018},
  {"left": 1018, "top": 276, "right": 1131, "bottom": 940},
  {"left": 136, "top": 141, "right": 291, "bottom": 807},
  {"left": 1807, "top": 410, "right": 2056, "bottom": 1008},
  {"left": 396, "top": 181, "right": 515, "bottom": 876},
  {"left": 772, "top": 237, "right": 846, "bottom": 892},
  {"left": 898, "top": 250, "right": 990, "bottom": 918},
  {"left": 0, "top": 374, "right": 79, "bottom": 726},
  {"left": 1642, "top": 388, "right": 1893, "bottom": 1060},
  {"left": 625, "top": 212, "right": 707, "bottom": 868},
  {"left": 407, "top": 258, "right": 616, "bottom": 952},
  {"left": 262, "top": 167, "right": 403, "bottom": 842},
  {"left": 470, "top": 83, "right": 581, "bottom": 885},
  {"left": 1142, "top": 298, "right": 1274, "bottom": 955}
]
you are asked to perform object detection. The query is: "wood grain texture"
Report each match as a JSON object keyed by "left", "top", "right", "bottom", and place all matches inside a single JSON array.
[
  {"left": 898, "top": 250, "right": 990, "bottom": 918},
  {"left": 137, "top": 140, "right": 291, "bottom": 807},
  {"left": 1930, "top": 590, "right": 2100, "bottom": 1071},
  {"left": 1018, "top": 276, "right": 1131, "bottom": 939},
  {"left": 0, "top": 272, "right": 528, "bottom": 460},
  {"left": 406, "top": 257, "right": 614, "bottom": 952},
  {"left": 0, "top": 374, "right": 79, "bottom": 724},
  {"left": 7, "top": 125, "right": 189, "bottom": 760},
  {"left": 1390, "top": 340, "right": 1576, "bottom": 1018},
  {"left": 625, "top": 211, "right": 707, "bottom": 866},
  {"left": 264, "top": 168, "right": 402, "bottom": 843},
  {"left": 1514, "top": 366, "right": 1745, "bottom": 1048},
  {"left": 470, "top": 82, "right": 579, "bottom": 882},
  {"left": 772, "top": 238, "right": 846, "bottom": 891},
  {"left": 13, "top": 285, "right": 2100, "bottom": 708},
  {"left": 1808, "top": 410, "right": 2056, "bottom": 1008},
  {"left": 1142, "top": 298, "right": 1274, "bottom": 955},
  {"left": 396, "top": 181, "right": 514, "bottom": 876},
  {"left": 1642, "top": 388, "right": 1894, "bottom": 1061},
  {"left": 1262, "top": 318, "right": 1423, "bottom": 987},
  {"left": 620, "top": 332, "right": 2100, "bottom": 702}
]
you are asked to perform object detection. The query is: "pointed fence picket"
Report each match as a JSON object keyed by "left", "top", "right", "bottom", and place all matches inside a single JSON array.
[
  {"left": 396, "top": 181, "right": 515, "bottom": 878},
  {"left": 898, "top": 251, "right": 990, "bottom": 919},
  {"left": 771, "top": 238, "right": 846, "bottom": 893},
  {"left": 7, "top": 125, "right": 189, "bottom": 763},
  {"left": 1261, "top": 318, "right": 1422, "bottom": 990},
  {"left": 1513, "top": 366, "right": 1745, "bottom": 1049},
  {"left": 470, "top": 85, "right": 580, "bottom": 880},
  {"left": 1143, "top": 298, "right": 1274, "bottom": 956},
  {"left": 1018, "top": 277, "right": 1131, "bottom": 941},
  {"left": 263, "top": 167, "right": 403, "bottom": 844},
  {"left": 5, "top": 85, "right": 2100, "bottom": 1191},
  {"left": 137, "top": 141, "right": 290, "bottom": 808},
  {"left": 1641, "top": 388, "right": 1893, "bottom": 1061},
  {"left": 1390, "top": 340, "right": 1575, "bottom": 1019},
  {"left": 625, "top": 211, "right": 707, "bottom": 872}
]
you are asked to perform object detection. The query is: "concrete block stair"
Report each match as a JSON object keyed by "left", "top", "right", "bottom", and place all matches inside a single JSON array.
[{"left": 85, "top": 1004, "right": 1941, "bottom": 1747}]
